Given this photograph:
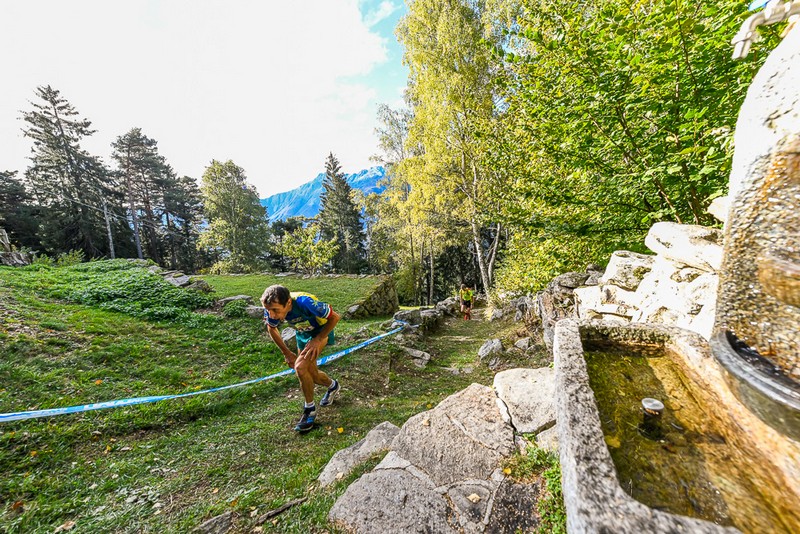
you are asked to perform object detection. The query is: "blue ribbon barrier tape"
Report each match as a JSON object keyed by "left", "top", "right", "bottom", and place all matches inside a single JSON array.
[{"left": 0, "top": 321, "right": 407, "bottom": 424}]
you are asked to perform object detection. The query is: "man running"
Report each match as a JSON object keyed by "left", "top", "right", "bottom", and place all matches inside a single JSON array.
[{"left": 261, "top": 285, "right": 341, "bottom": 432}]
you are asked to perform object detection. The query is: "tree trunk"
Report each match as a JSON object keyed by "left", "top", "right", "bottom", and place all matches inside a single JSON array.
[
  {"left": 102, "top": 197, "right": 115, "bottom": 259},
  {"left": 429, "top": 236, "right": 434, "bottom": 305}
]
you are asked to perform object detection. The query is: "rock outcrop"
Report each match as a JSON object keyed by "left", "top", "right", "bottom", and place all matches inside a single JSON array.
[
  {"left": 328, "top": 376, "right": 557, "bottom": 533},
  {"left": 345, "top": 276, "right": 400, "bottom": 319}
]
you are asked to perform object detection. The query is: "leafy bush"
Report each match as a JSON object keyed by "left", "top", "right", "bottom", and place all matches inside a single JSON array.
[
  {"left": 222, "top": 299, "right": 250, "bottom": 318},
  {"left": 31, "top": 255, "right": 54, "bottom": 268},
  {"left": 55, "top": 250, "right": 85, "bottom": 267},
  {"left": 17, "top": 259, "right": 216, "bottom": 324}
]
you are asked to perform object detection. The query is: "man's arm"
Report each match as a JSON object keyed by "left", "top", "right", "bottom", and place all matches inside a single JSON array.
[
  {"left": 268, "top": 324, "right": 297, "bottom": 368},
  {"left": 297, "top": 309, "right": 340, "bottom": 362}
]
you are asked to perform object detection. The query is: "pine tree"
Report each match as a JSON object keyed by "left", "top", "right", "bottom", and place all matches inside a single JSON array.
[
  {"left": 269, "top": 216, "right": 305, "bottom": 271},
  {"left": 0, "top": 170, "right": 40, "bottom": 250},
  {"left": 162, "top": 174, "right": 205, "bottom": 272},
  {"left": 317, "top": 153, "right": 365, "bottom": 273},
  {"left": 197, "top": 160, "right": 270, "bottom": 273},
  {"left": 22, "top": 85, "right": 113, "bottom": 258},
  {"left": 111, "top": 127, "right": 172, "bottom": 263}
]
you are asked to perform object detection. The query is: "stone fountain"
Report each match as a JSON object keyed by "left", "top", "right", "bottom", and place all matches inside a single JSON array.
[
  {"left": 711, "top": 1, "right": 800, "bottom": 441},
  {"left": 552, "top": 7, "right": 800, "bottom": 533}
]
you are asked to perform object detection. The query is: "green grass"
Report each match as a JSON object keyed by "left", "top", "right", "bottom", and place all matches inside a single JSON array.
[
  {"left": 0, "top": 263, "right": 552, "bottom": 533},
  {"left": 503, "top": 443, "right": 567, "bottom": 534},
  {"left": 197, "top": 273, "right": 382, "bottom": 312}
]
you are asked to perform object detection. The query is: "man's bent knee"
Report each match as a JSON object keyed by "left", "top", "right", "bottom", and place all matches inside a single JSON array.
[{"left": 295, "top": 358, "right": 313, "bottom": 375}]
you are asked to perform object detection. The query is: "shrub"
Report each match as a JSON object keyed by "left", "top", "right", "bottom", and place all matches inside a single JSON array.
[
  {"left": 222, "top": 299, "right": 250, "bottom": 318},
  {"left": 55, "top": 250, "right": 85, "bottom": 267}
]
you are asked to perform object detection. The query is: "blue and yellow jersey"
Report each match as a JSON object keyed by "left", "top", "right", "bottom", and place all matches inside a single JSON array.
[{"left": 265, "top": 292, "right": 332, "bottom": 334}]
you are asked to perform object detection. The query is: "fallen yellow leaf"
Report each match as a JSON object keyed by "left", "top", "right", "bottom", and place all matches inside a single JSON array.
[
  {"left": 426, "top": 403, "right": 432, "bottom": 409},
  {"left": 337, "top": 427, "right": 344, "bottom": 434},
  {"left": 212, "top": 487, "right": 219, "bottom": 494},
  {"left": 30, "top": 450, "right": 37, "bottom": 457},
  {"left": 94, "top": 379, "right": 103, "bottom": 385}
]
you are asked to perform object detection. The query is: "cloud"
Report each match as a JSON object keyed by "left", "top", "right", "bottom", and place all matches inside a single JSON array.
[
  {"left": 0, "top": 0, "right": 399, "bottom": 197},
  {"left": 363, "top": 1, "right": 400, "bottom": 28}
]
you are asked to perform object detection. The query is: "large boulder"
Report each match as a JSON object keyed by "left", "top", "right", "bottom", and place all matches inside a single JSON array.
[
  {"left": 330, "top": 384, "right": 522, "bottom": 533},
  {"left": 318, "top": 422, "right": 400, "bottom": 487},
  {"left": 478, "top": 339, "right": 504, "bottom": 360},
  {"left": 493, "top": 368, "right": 556, "bottom": 434},
  {"left": 644, "top": 222, "right": 723, "bottom": 272},
  {"left": 599, "top": 251, "right": 655, "bottom": 291},
  {"left": 328, "top": 382, "right": 551, "bottom": 533}
]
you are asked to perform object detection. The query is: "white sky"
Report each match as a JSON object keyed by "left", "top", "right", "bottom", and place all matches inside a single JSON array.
[{"left": 0, "top": 0, "right": 407, "bottom": 197}]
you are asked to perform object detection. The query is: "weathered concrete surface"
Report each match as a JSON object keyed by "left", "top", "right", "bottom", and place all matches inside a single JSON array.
[
  {"left": 554, "top": 319, "right": 800, "bottom": 533},
  {"left": 553, "top": 320, "right": 737, "bottom": 534},
  {"left": 318, "top": 422, "right": 400, "bottom": 487},
  {"left": 493, "top": 368, "right": 555, "bottom": 434},
  {"left": 716, "top": 23, "right": 800, "bottom": 380}
]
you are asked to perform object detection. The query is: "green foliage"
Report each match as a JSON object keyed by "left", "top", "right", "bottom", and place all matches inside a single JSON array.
[
  {"left": 198, "top": 160, "right": 270, "bottom": 273},
  {"left": 0, "top": 170, "right": 40, "bottom": 250},
  {"left": 279, "top": 223, "right": 339, "bottom": 275},
  {"left": 21, "top": 85, "right": 112, "bottom": 258},
  {"left": 318, "top": 153, "right": 366, "bottom": 273},
  {"left": 395, "top": 0, "right": 503, "bottom": 293},
  {"left": 485, "top": 0, "right": 781, "bottom": 292},
  {"left": 221, "top": 299, "right": 249, "bottom": 318},
  {"left": 54, "top": 250, "right": 85, "bottom": 267},
  {"left": 15, "top": 259, "right": 215, "bottom": 325},
  {"left": 503, "top": 443, "right": 566, "bottom": 534},
  {"left": 110, "top": 129, "right": 204, "bottom": 272}
]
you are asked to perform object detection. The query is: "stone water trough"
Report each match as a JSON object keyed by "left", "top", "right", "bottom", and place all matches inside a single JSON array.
[{"left": 553, "top": 319, "right": 800, "bottom": 533}]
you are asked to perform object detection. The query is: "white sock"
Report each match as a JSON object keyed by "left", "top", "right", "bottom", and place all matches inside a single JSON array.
[{"left": 305, "top": 401, "right": 315, "bottom": 409}]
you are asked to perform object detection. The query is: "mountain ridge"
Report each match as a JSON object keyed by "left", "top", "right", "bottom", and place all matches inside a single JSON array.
[{"left": 260, "top": 166, "right": 386, "bottom": 221}]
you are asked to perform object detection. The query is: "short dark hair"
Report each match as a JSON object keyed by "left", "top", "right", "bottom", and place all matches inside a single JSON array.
[{"left": 261, "top": 285, "right": 290, "bottom": 306}]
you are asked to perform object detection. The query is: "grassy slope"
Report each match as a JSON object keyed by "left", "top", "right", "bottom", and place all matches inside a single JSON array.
[
  {"left": 0, "top": 265, "right": 554, "bottom": 533},
  {"left": 197, "top": 274, "right": 380, "bottom": 312}
]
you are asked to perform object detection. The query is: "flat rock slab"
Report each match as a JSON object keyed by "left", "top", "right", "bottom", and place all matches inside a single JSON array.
[
  {"left": 494, "top": 368, "right": 555, "bottom": 434},
  {"left": 318, "top": 422, "right": 400, "bottom": 487},
  {"left": 330, "top": 383, "right": 530, "bottom": 533},
  {"left": 329, "top": 468, "right": 457, "bottom": 533},
  {"left": 391, "top": 383, "right": 515, "bottom": 487}
]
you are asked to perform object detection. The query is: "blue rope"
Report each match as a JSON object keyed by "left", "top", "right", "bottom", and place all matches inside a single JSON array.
[
  {"left": 749, "top": 0, "right": 771, "bottom": 10},
  {"left": 0, "top": 322, "right": 407, "bottom": 424}
]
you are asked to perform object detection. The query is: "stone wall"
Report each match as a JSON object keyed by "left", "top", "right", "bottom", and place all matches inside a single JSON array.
[
  {"left": 535, "top": 213, "right": 726, "bottom": 343},
  {"left": 344, "top": 275, "right": 399, "bottom": 319}
]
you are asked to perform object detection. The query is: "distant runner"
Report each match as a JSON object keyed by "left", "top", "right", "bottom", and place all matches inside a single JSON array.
[
  {"left": 459, "top": 284, "right": 474, "bottom": 321},
  {"left": 261, "top": 285, "right": 341, "bottom": 433}
]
